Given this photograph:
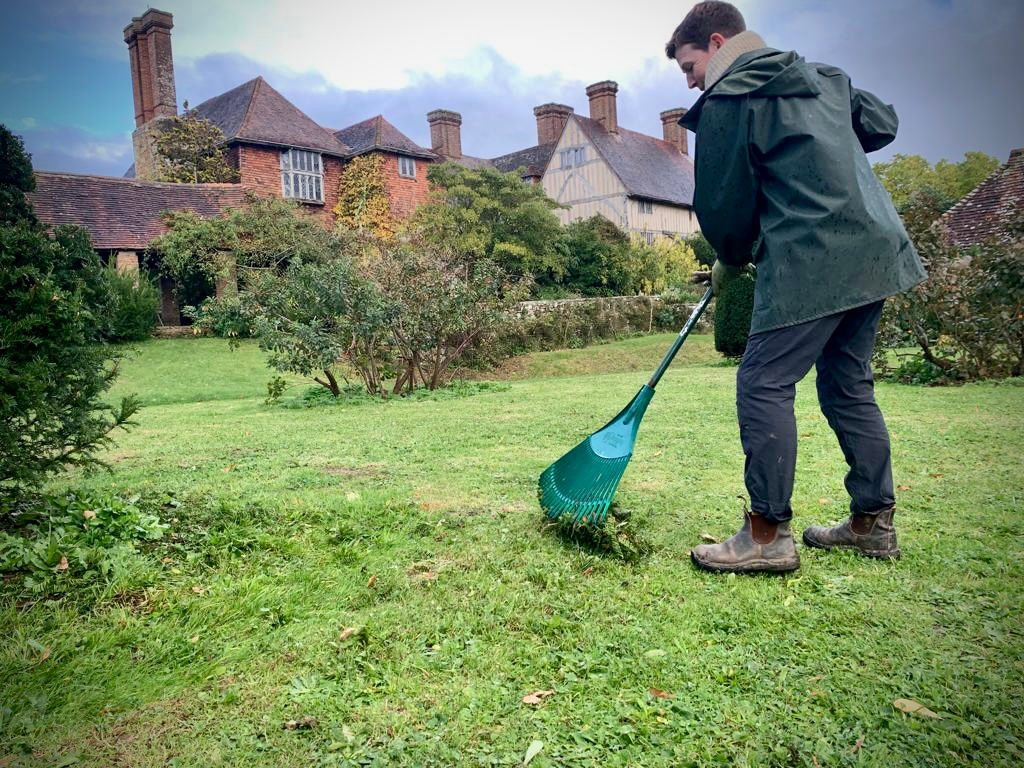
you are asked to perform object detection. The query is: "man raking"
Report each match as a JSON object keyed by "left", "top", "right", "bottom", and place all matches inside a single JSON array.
[{"left": 667, "top": 2, "right": 927, "bottom": 573}]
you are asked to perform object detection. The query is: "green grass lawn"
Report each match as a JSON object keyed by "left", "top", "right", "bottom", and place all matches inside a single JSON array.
[{"left": 3, "top": 335, "right": 1023, "bottom": 767}]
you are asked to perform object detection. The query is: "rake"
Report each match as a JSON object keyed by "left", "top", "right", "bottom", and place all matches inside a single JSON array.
[{"left": 538, "top": 288, "right": 713, "bottom": 527}]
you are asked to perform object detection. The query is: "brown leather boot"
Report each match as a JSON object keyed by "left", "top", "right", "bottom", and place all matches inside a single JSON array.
[
  {"left": 802, "top": 506, "right": 900, "bottom": 559},
  {"left": 691, "top": 511, "right": 801, "bottom": 573}
]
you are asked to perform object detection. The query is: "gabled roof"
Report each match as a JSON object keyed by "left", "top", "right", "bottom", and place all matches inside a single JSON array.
[
  {"left": 334, "top": 115, "right": 435, "bottom": 159},
  {"left": 574, "top": 116, "right": 694, "bottom": 207},
  {"left": 940, "top": 148, "right": 1024, "bottom": 247},
  {"left": 191, "top": 76, "right": 349, "bottom": 157},
  {"left": 28, "top": 171, "right": 248, "bottom": 250},
  {"left": 492, "top": 143, "right": 557, "bottom": 178}
]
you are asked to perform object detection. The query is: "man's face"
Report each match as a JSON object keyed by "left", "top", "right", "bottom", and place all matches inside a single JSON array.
[{"left": 674, "top": 33, "right": 726, "bottom": 90}]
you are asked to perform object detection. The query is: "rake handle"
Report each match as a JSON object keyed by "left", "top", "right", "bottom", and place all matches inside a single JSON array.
[{"left": 647, "top": 287, "right": 714, "bottom": 389}]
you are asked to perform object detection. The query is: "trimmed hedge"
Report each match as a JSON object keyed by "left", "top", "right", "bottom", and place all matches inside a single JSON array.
[{"left": 714, "top": 272, "right": 756, "bottom": 358}]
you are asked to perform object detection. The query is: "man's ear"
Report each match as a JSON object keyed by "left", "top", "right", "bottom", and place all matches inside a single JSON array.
[{"left": 708, "top": 32, "right": 728, "bottom": 51}]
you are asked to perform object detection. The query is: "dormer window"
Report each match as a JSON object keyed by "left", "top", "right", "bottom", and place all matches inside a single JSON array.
[
  {"left": 398, "top": 156, "right": 416, "bottom": 179},
  {"left": 281, "top": 149, "right": 323, "bottom": 203}
]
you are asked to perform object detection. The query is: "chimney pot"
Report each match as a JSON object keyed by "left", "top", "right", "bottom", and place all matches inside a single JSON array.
[
  {"left": 533, "top": 103, "right": 573, "bottom": 145},
  {"left": 659, "top": 107, "right": 689, "bottom": 155},
  {"left": 426, "top": 109, "right": 462, "bottom": 159},
  {"left": 586, "top": 80, "right": 618, "bottom": 133}
]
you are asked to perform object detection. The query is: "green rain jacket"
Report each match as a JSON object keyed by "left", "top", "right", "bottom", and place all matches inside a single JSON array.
[{"left": 680, "top": 49, "right": 927, "bottom": 334}]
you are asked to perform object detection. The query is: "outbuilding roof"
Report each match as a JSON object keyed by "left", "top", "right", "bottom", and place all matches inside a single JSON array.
[
  {"left": 28, "top": 171, "right": 248, "bottom": 250},
  {"left": 940, "top": 148, "right": 1024, "bottom": 247}
]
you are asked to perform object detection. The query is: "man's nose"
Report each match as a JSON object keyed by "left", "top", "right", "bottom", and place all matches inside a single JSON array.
[{"left": 686, "top": 73, "right": 697, "bottom": 89}]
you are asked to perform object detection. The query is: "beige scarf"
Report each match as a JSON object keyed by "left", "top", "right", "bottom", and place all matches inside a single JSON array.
[{"left": 704, "top": 30, "right": 768, "bottom": 90}]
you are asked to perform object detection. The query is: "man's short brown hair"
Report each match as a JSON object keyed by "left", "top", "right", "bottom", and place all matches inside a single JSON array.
[{"left": 665, "top": 1, "right": 746, "bottom": 58}]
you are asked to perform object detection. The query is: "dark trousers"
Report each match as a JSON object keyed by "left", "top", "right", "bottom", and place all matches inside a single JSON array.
[{"left": 736, "top": 300, "right": 895, "bottom": 523}]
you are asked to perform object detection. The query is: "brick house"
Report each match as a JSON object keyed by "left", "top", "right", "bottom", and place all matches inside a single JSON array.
[
  {"left": 427, "top": 81, "right": 697, "bottom": 242},
  {"left": 940, "top": 148, "right": 1024, "bottom": 248},
  {"left": 124, "top": 9, "right": 437, "bottom": 223}
]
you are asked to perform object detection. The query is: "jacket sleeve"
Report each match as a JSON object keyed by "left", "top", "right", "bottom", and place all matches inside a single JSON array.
[
  {"left": 692, "top": 99, "right": 760, "bottom": 267},
  {"left": 850, "top": 87, "right": 898, "bottom": 153}
]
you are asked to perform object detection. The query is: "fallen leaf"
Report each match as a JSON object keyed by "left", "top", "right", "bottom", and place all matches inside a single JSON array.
[
  {"left": 191, "top": 585, "right": 206, "bottom": 594},
  {"left": 523, "top": 740, "right": 544, "bottom": 765},
  {"left": 56, "top": 556, "right": 69, "bottom": 572},
  {"left": 366, "top": 574, "right": 377, "bottom": 588},
  {"left": 161, "top": 557, "right": 173, "bottom": 564},
  {"left": 38, "top": 647, "right": 51, "bottom": 663},
  {"left": 581, "top": 566, "right": 594, "bottom": 576},
  {"left": 338, "top": 627, "right": 358, "bottom": 641},
  {"left": 929, "top": 473, "right": 944, "bottom": 479},
  {"left": 522, "top": 690, "right": 555, "bottom": 705},
  {"left": 83, "top": 509, "right": 97, "bottom": 520},
  {"left": 812, "top": 757, "right": 821, "bottom": 768},
  {"left": 346, "top": 491, "right": 360, "bottom": 501},
  {"left": 818, "top": 498, "right": 832, "bottom": 505},
  {"left": 282, "top": 715, "right": 318, "bottom": 730},
  {"left": 644, "top": 649, "right": 667, "bottom": 659},
  {"left": 809, "top": 689, "right": 823, "bottom": 698},
  {"left": 649, "top": 688, "right": 674, "bottom": 699},
  {"left": 852, "top": 735, "right": 865, "bottom": 753},
  {"left": 893, "top": 698, "right": 941, "bottom": 718},
  {"left": 223, "top": 464, "right": 235, "bottom": 473},
  {"left": 897, "top": 485, "right": 912, "bottom": 491},
  {"left": 699, "top": 533, "right": 719, "bottom": 543},
  {"left": 189, "top": 635, "right": 199, "bottom": 643}
]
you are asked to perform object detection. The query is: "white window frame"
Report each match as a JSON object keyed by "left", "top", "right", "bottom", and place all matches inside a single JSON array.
[
  {"left": 638, "top": 199, "right": 653, "bottom": 214},
  {"left": 398, "top": 155, "right": 416, "bottom": 179},
  {"left": 559, "top": 146, "right": 586, "bottom": 169},
  {"left": 280, "top": 148, "right": 324, "bottom": 203}
]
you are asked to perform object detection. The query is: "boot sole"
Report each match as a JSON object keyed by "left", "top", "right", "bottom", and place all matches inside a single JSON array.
[
  {"left": 802, "top": 532, "right": 901, "bottom": 560},
  {"left": 690, "top": 551, "right": 800, "bottom": 574}
]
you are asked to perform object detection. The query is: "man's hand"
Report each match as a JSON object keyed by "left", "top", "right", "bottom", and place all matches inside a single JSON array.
[{"left": 711, "top": 260, "right": 743, "bottom": 296}]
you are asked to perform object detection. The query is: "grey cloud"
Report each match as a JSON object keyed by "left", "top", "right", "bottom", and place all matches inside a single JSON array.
[{"left": 17, "top": 125, "right": 132, "bottom": 177}]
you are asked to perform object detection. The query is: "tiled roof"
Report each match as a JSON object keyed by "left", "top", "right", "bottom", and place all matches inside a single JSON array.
[
  {"left": 27, "top": 171, "right": 248, "bottom": 250},
  {"left": 491, "top": 143, "right": 557, "bottom": 178},
  {"left": 191, "top": 77, "right": 350, "bottom": 157},
  {"left": 334, "top": 115, "right": 436, "bottom": 159},
  {"left": 450, "top": 155, "right": 495, "bottom": 171},
  {"left": 574, "top": 116, "right": 694, "bottom": 207},
  {"left": 940, "top": 148, "right": 1024, "bottom": 247}
]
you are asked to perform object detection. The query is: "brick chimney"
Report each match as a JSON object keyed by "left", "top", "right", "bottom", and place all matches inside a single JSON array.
[
  {"left": 124, "top": 9, "right": 177, "bottom": 180},
  {"left": 660, "top": 108, "right": 689, "bottom": 155},
  {"left": 533, "top": 103, "right": 573, "bottom": 145},
  {"left": 586, "top": 81, "right": 618, "bottom": 134},
  {"left": 427, "top": 110, "right": 462, "bottom": 160}
]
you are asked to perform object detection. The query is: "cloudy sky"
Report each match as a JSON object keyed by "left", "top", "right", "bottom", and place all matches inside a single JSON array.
[{"left": 1, "top": 0, "right": 1021, "bottom": 176}]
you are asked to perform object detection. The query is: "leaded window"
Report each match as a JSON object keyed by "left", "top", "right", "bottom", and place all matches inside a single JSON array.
[
  {"left": 280, "top": 149, "right": 324, "bottom": 203},
  {"left": 559, "top": 146, "right": 586, "bottom": 169},
  {"left": 398, "top": 156, "right": 416, "bottom": 178}
]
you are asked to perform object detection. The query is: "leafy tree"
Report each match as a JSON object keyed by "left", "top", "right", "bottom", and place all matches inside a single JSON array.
[
  {"left": 873, "top": 152, "right": 998, "bottom": 217},
  {"left": 0, "top": 127, "right": 138, "bottom": 498},
  {"left": 1, "top": 126, "right": 35, "bottom": 225},
  {"left": 626, "top": 235, "right": 700, "bottom": 295},
  {"left": 245, "top": 250, "right": 396, "bottom": 396},
  {"left": 153, "top": 101, "right": 239, "bottom": 184},
  {"left": 683, "top": 231, "right": 717, "bottom": 269},
  {"left": 152, "top": 194, "right": 333, "bottom": 292},
  {"left": 369, "top": 240, "right": 531, "bottom": 392},
  {"left": 554, "top": 216, "right": 632, "bottom": 296},
  {"left": 408, "top": 162, "right": 564, "bottom": 283},
  {"left": 334, "top": 154, "right": 395, "bottom": 240}
]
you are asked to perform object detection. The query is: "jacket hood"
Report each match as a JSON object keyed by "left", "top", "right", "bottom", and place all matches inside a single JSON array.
[{"left": 680, "top": 49, "right": 821, "bottom": 129}]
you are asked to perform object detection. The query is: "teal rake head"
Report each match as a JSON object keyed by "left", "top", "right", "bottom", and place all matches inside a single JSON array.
[
  {"left": 536, "top": 288, "right": 713, "bottom": 529},
  {"left": 538, "top": 384, "right": 655, "bottom": 527}
]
